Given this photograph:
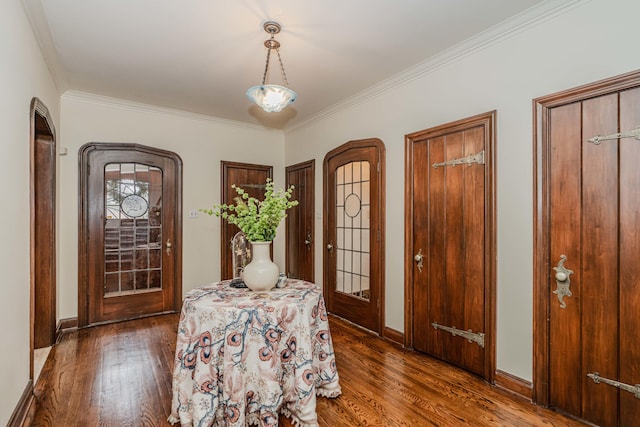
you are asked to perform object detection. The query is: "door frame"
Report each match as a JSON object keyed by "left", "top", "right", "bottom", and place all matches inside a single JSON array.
[
  {"left": 323, "top": 138, "right": 386, "bottom": 334},
  {"left": 30, "top": 97, "right": 56, "bottom": 379},
  {"left": 533, "top": 69, "right": 640, "bottom": 405},
  {"left": 78, "top": 142, "right": 183, "bottom": 327},
  {"left": 285, "top": 159, "right": 315, "bottom": 282},
  {"left": 404, "top": 111, "right": 497, "bottom": 382}
]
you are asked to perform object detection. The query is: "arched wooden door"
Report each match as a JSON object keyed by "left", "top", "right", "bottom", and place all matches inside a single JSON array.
[
  {"left": 323, "top": 139, "right": 385, "bottom": 333},
  {"left": 79, "top": 143, "right": 182, "bottom": 326}
]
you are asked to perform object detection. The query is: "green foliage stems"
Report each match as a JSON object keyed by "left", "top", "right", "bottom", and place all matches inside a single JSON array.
[{"left": 201, "top": 178, "right": 298, "bottom": 242}]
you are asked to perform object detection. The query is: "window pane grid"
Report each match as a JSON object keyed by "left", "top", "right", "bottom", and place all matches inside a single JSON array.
[
  {"left": 334, "top": 161, "right": 371, "bottom": 300},
  {"left": 104, "top": 162, "right": 163, "bottom": 296}
]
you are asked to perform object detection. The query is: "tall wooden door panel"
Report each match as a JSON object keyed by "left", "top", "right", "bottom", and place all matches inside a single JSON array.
[
  {"left": 324, "top": 139, "right": 385, "bottom": 333},
  {"left": 220, "top": 162, "right": 272, "bottom": 279},
  {"left": 286, "top": 160, "right": 314, "bottom": 282},
  {"left": 536, "top": 75, "right": 640, "bottom": 426},
  {"left": 405, "top": 112, "right": 495, "bottom": 381},
  {"left": 79, "top": 143, "right": 182, "bottom": 326}
]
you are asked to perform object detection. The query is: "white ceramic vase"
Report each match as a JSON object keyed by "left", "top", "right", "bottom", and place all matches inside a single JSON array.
[{"left": 242, "top": 241, "right": 279, "bottom": 291}]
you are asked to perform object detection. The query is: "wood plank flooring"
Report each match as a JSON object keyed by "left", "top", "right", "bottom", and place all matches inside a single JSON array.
[{"left": 31, "top": 314, "right": 586, "bottom": 426}]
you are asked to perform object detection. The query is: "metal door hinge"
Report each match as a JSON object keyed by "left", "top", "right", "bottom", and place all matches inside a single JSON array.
[
  {"left": 588, "top": 126, "right": 640, "bottom": 145},
  {"left": 432, "top": 321, "right": 485, "bottom": 348},
  {"left": 587, "top": 372, "right": 640, "bottom": 399},
  {"left": 432, "top": 150, "right": 485, "bottom": 169}
]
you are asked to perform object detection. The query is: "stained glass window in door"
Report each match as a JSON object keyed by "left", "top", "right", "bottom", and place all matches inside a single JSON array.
[
  {"left": 104, "top": 163, "right": 163, "bottom": 296},
  {"left": 335, "top": 161, "right": 370, "bottom": 300}
]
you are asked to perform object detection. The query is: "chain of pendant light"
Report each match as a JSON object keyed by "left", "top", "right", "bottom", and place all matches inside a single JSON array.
[{"left": 260, "top": 30, "right": 291, "bottom": 87}]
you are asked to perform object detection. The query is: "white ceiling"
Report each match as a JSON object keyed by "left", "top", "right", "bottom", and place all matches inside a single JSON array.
[{"left": 23, "top": 0, "right": 546, "bottom": 129}]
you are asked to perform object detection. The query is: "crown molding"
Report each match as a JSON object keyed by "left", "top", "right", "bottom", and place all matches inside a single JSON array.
[
  {"left": 285, "top": 0, "right": 588, "bottom": 133},
  {"left": 21, "top": 0, "right": 69, "bottom": 94},
  {"left": 62, "top": 90, "right": 282, "bottom": 133}
]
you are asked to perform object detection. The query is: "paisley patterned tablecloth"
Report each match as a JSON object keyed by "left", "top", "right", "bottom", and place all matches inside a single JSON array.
[{"left": 169, "top": 279, "right": 341, "bottom": 427}]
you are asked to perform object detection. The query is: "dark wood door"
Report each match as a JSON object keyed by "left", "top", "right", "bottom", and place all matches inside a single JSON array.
[
  {"left": 31, "top": 99, "right": 56, "bottom": 349},
  {"left": 535, "top": 72, "right": 640, "bottom": 426},
  {"left": 405, "top": 112, "right": 496, "bottom": 381},
  {"left": 79, "top": 143, "right": 182, "bottom": 326},
  {"left": 324, "top": 139, "right": 385, "bottom": 333},
  {"left": 220, "top": 162, "right": 273, "bottom": 279},
  {"left": 285, "top": 160, "right": 315, "bottom": 282}
]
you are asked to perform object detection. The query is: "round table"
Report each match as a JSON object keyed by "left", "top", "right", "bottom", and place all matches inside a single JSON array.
[{"left": 169, "top": 279, "right": 341, "bottom": 427}]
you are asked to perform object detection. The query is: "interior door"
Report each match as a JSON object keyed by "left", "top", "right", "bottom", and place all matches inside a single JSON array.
[
  {"left": 285, "top": 160, "right": 315, "bottom": 282},
  {"left": 405, "top": 112, "right": 496, "bottom": 380},
  {"left": 535, "top": 72, "right": 640, "bottom": 426},
  {"left": 220, "top": 161, "right": 272, "bottom": 279},
  {"left": 79, "top": 143, "right": 182, "bottom": 326},
  {"left": 323, "top": 139, "right": 385, "bottom": 333}
]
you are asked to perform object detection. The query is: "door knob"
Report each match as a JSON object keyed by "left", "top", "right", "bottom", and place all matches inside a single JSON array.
[
  {"left": 327, "top": 242, "right": 333, "bottom": 251},
  {"left": 414, "top": 249, "right": 424, "bottom": 273},
  {"left": 553, "top": 255, "right": 573, "bottom": 308},
  {"left": 165, "top": 238, "right": 172, "bottom": 255},
  {"left": 305, "top": 232, "right": 312, "bottom": 246},
  {"left": 555, "top": 271, "right": 568, "bottom": 282}
]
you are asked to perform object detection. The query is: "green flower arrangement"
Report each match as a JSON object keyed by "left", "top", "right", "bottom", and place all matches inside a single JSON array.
[{"left": 201, "top": 178, "right": 298, "bottom": 242}]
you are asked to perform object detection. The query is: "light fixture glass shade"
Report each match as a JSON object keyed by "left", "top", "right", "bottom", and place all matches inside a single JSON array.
[{"left": 246, "top": 84, "right": 297, "bottom": 113}]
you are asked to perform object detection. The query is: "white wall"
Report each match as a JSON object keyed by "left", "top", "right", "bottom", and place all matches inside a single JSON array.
[
  {"left": 58, "top": 93, "right": 285, "bottom": 319},
  {"left": 0, "top": 0, "right": 60, "bottom": 423},
  {"left": 284, "top": 0, "right": 640, "bottom": 381}
]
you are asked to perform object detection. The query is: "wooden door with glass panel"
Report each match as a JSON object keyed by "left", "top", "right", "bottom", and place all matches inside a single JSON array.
[
  {"left": 324, "top": 139, "right": 384, "bottom": 333},
  {"left": 79, "top": 143, "right": 182, "bottom": 326}
]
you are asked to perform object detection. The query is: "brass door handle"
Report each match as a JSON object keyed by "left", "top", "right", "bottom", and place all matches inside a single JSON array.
[
  {"left": 305, "top": 232, "right": 312, "bottom": 246},
  {"left": 165, "top": 238, "right": 172, "bottom": 255},
  {"left": 327, "top": 242, "right": 333, "bottom": 252}
]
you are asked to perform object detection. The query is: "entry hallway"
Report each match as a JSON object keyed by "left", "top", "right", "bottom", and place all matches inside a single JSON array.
[{"left": 31, "top": 314, "right": 585, "bottom": 426}]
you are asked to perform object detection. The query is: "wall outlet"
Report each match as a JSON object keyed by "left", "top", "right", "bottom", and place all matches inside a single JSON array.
[{"left": 189, "top": 209, "right": 198, "bottom": 218}]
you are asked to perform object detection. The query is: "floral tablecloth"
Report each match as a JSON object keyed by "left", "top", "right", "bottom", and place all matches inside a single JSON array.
[{"left": 169, "top": 279, "right": 341, "bottom": 427}]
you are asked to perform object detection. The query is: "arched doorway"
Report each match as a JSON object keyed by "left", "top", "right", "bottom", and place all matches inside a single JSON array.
[{"left": 30, "top": 97, "right": 57, "bottom": 381}]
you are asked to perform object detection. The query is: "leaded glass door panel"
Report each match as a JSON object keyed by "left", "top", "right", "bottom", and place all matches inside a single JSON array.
[
  {"left": 104, "top": 163, "right": 163, "bottom": 295},
  {"left": 79, "top": 143, "right": 182, "bottom": 326},
  {"left": 335, "top": 161, "right": 371, "bottom": 300}
]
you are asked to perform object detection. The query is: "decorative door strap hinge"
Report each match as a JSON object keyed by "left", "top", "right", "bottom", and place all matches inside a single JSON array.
[
  {"left": 238, "top": 183, "right": 267, "bottom": 189},
  {"left": 587, "top": 372, "right": 640, "bottom": 399},
  {"left": 588, "top": 126, "right": 640, "bottom": 145},
  {"left": 432, "top": 150, "right": 485, "bottom": 169},
  {"left": 431, "top": 322, "right": 485, "bottom": 348}
]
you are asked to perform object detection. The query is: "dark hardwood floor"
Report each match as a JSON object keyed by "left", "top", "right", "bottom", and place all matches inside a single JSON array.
[{"left": 31, "top": 314, "right": 586, "bottom": 426}]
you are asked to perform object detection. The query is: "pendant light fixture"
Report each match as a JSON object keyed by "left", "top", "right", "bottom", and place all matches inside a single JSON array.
[{"left": 246, "top": 21, "right": 297, "bottom": 113}]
